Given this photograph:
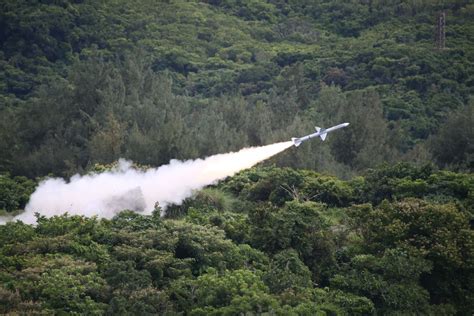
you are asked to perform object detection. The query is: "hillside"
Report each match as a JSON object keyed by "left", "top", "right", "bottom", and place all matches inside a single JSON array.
[
  {"left": 1, "top": 0, "right": 473, "bottom": 177},
  {"left": 0, "top": 1, "right": 473, "bottom": 314},
  {"left": 1, "top": 164, "right": 473, "bottom": 314}
]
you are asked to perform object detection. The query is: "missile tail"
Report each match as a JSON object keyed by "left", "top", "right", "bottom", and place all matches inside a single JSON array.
[{"left": 291, "top": 137, "right": 302, "bottom": 147}]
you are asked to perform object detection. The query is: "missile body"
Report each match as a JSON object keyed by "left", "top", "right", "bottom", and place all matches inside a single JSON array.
[{"left": 291, "top": 122, "right": 350, "bottom": 147}]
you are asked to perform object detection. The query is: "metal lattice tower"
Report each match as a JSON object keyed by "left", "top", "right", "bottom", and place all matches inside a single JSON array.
[{"left": 435, "top": 11, "right": 446, "bottom": 50}]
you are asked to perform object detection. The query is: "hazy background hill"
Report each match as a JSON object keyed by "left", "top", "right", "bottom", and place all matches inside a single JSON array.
[{"left": 1, "top": 0, "right": 473, "bottom": 178}]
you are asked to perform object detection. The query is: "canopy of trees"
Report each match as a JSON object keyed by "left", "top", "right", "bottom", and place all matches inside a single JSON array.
[
  {"left": 1, "top": 0, "right": 473, "bottom": 314},
  {"left": 0, "top": 164, "right": 472, "bottom": 314},
  {"left": 1, "top": 0, "right": 473, "bottom": 178}
]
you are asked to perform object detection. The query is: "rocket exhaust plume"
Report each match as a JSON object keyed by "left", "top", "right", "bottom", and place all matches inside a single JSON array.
[{"left": 9, "top": 141, "right": 293, "bottom": 224}]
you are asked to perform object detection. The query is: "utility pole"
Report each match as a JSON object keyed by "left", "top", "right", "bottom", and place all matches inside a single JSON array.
[{"left": 435, "top": 11, "right": 446, "bottom": 50}]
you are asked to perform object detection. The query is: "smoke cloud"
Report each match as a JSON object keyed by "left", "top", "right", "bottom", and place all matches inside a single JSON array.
[{"left": 8, "top": 141, "right": 293, "bottom": 224}]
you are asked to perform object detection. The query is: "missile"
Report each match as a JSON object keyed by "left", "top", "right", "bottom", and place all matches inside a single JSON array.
[{"left": 291, "top": 122, "right": 350, "bottom": 147}]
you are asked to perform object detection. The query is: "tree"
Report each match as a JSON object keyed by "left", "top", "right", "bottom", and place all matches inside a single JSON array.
[
  {"left": 248, "top": 201, "right": 336, "bottom": 284},
  {"left": 89, "top": 112, "right": 126, "bottom": 163},
  {"left": 264, "top": 249, "right": 312, "bottom": 294},
  {"left": 332, "top": 248, "right": 433, "bottom": 314},
  {"left": 0, "top": 174, "right": 36, "bottom": 213},
  {"left": 330, "top": 88, "right": 393, "bottom": 170},
  {"left": 168, "top": 268, "right": 281, "bottom": 315},
  {"left": 430, "top": 101, "right": 474, "bottom": 171},
  {"left": 348, "top": 199, "right": 474, "bottom": 313}
]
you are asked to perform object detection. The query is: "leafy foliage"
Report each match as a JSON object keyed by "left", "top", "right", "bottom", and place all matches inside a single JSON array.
[
  {"left": 0, "top": 174, "right": 36, "bottom": 213},
  {"left": 1, "top": 0, "right": 473, "bottom": 178},
  {"left": 0, "top": 0, "right": 473, "bottom": 313},
  {"left": 1, "top": 165, "right": 472, "bottom": 314}
]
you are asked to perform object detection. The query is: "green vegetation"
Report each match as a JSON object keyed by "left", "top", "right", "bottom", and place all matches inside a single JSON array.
[
  {"left": 0, "top": 165, "right": 472, "bottom": 314},
  {"left": 0, "top": 174, "right": 36, "bottom": 214},
  {"left": 1, "top": 0, "right": 473, "bottom": 314},
  {"left": 1, "top": 0, "right": 473, "bottom": 177}
]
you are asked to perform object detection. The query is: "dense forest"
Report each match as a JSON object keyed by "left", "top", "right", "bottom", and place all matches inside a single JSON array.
[
  {"left": 0, "top": 164, "right": 473, "bottom": 314},
  {"left": 1, "top": 0, "right": 473, "bottom": 177},
  {"left": 0, "top": 0, "right": 473, "bottom": 314}
]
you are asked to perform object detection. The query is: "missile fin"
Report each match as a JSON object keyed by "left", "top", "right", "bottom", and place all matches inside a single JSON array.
[
  {"left": 291, "top": 137, "right": 302, "bottom": 147},
  {"left": 320, "top": 133, "right": 327, "bottom": 141}
]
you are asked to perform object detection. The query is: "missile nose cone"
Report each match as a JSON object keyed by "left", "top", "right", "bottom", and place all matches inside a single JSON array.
[{"left": 343, "top": 122, "right": 350, "bottom": 127}]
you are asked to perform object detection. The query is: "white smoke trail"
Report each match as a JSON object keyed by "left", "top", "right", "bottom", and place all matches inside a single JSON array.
[
  {"left": 9, "top": 141, "right": 293, "bottom": 224},
  {"left": 0, "top": 215, "right": 13, "bottom": 225}
]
